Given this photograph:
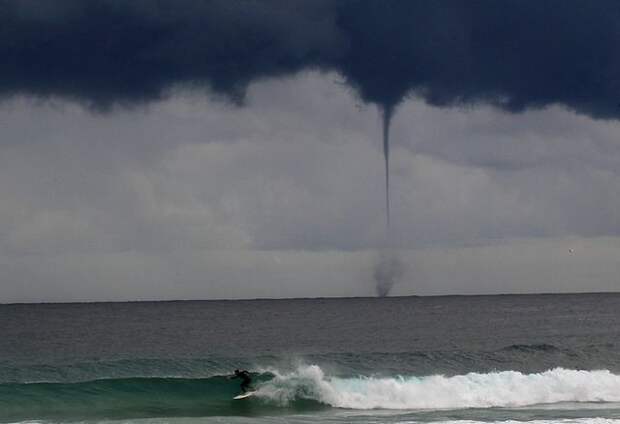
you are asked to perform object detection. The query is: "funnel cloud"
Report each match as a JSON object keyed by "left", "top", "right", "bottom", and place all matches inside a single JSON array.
[{"left": 381, "top": 105, "right": 395, "bottom": 229}]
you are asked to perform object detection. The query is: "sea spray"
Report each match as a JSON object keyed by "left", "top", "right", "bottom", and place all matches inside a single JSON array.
[{"left": 373, "top": 249, "right": 404, "bottom": 297}]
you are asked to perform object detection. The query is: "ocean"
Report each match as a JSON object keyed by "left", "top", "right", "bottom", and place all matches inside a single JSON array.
[{"left": 2, "top": 293, "right": 620, "bottom": 424}]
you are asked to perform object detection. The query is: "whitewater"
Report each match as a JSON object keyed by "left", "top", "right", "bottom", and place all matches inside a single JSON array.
[{"left": 256, "top": 366, "right": 620, "bottom": 409}]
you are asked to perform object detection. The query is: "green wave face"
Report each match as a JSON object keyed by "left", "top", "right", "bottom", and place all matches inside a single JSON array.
[{"left": 0, "top": 373, "right": 324, "bottom": 422}]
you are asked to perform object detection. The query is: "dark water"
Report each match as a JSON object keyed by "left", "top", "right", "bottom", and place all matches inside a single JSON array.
[{"left": 2, "top": 293, "right": 620, "bottom": 423}]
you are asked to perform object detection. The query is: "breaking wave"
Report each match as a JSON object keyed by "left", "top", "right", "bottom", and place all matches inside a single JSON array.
[{"left": 3, "top": 366, "right": 620, "bottom": 421}]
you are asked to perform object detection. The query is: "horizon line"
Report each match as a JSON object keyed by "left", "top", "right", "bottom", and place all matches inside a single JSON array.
[{"left": 3, "top": 289, "right": 619, "bottom": 306}]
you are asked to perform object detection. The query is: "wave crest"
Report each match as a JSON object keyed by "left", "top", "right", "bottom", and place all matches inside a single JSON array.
[{"left": 502, "top": 343, "right": 561, "bottom": 352}]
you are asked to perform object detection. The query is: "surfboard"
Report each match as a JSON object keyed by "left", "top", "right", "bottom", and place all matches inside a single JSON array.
[{"left": 233, "top": 391, "right": 256, "bottom": 400}]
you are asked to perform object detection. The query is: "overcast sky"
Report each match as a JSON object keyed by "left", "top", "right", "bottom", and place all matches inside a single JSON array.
[{"left": 2, "top": 1, "right": 620, "bottom": 302}]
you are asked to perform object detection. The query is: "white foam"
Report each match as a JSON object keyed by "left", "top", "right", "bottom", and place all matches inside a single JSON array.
[
  {"left": 256, "top": 365, "right": 620, "bottom": 410},
  {"left": 437, "top": 421, "right": 620, "bottom": 424}
]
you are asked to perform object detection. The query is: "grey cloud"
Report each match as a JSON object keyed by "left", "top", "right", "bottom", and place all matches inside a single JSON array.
[
  {"left": 2, "top": 74, "right": 620, "bottom": 255},
  {"left": 2, "top": 72, "right": 620, "bottom": 301},
  {"left": 390, "top": 103, "right": 620, "bottom": 174}
]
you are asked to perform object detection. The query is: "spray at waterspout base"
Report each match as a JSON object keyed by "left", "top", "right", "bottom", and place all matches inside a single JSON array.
[{"left": 374, "top": 249, "right": 403, "bottom": 297}]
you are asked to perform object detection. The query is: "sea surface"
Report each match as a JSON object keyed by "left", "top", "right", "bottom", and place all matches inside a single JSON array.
[{"left": 2, "top": 293, "right": 620, "bottom": 424}]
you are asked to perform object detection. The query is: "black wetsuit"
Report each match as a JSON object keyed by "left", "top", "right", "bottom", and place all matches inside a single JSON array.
[{"left": 233, "top": 370, "right": 252, "bottom": 393}]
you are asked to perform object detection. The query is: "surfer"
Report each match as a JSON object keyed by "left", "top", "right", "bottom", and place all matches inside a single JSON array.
[{"left": 231, "top": 369, "right": 253, "bottom": 393}]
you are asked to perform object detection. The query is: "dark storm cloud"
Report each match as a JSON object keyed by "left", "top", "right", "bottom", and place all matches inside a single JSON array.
[
  {"left": 0, "top": 0, "right": 342, "bottom": 106},
  {"left": 2, "top": 0, "right": 620, "bottom": 118}
]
